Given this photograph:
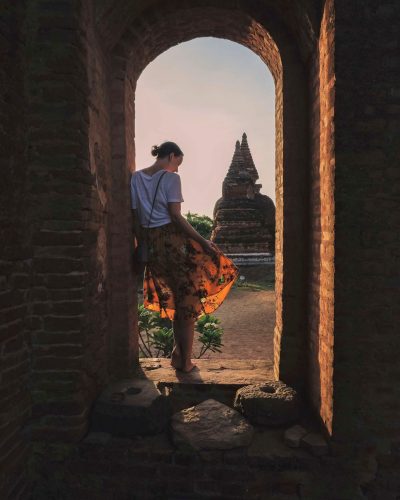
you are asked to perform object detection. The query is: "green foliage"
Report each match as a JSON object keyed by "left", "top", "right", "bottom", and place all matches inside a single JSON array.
[
  {"left": 138, "top": 306, "right": 224, "bottom": 359},
  {"left": 195, "top": 313, "right": 221, "bottom": 332},
  {"left": 138, "top": 304, "right": 158, "bottom": 332},
  {"left": 148, "top": 327, "right": 174, "bottom": 357},
  {"left": 151, "top": 311, "right": 173, "bottom": 330},
  {"left": 195, "top": 314, "right": 224, "bottom": 358},
  {"left": 185, "top": 211, "right": 213, "bottom": 239}
]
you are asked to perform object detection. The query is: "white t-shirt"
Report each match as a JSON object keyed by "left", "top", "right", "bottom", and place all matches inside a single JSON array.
[{"left": 130, "top": 169, "right": 184, "bottom": 227}]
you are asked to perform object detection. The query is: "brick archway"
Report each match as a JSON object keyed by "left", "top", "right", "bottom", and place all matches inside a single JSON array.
[
  {"left": 102, "top": 3, "right": 311, "bottom": 396},
  {"left": 2, "top": 0, "right": 335, "bottom": 452}
]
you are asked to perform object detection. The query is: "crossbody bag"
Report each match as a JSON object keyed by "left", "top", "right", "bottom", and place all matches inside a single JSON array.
[{"left": 134, "top": 170, "right": 167, "bottom": 264}]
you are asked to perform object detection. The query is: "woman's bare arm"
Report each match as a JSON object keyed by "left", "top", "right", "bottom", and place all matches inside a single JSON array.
[
  {"left": 168, "top": 202, "right": 218, "bottom": 254},
  {"left": 131, "top": 209, "right": 142, "bottom": 246}
]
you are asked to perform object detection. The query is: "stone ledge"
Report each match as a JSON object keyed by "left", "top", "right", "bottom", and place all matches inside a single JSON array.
[{"left": 136, "top": 357, "right": 274, "bottom": 385}]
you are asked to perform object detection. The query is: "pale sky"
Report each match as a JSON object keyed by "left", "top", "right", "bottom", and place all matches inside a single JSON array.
[{"left": 135, "top": 37, "right": 275, "bottom": 218}]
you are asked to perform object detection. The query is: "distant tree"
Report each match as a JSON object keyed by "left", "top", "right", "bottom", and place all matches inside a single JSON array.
[{"left": 184, "top": 211, "right": 213, "bottom": 239}]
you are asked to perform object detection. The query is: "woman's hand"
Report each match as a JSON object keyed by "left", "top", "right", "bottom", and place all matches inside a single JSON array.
[{"left": 201, "top": 239, "right": 219, "bottom": 256}]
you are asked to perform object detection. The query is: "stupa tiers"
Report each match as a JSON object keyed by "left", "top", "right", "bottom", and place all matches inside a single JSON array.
[{"left": 211, "top": 133, "right": 275, "bottom": 263}]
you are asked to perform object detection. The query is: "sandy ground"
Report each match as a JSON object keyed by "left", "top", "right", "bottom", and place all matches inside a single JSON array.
[{"left": 192, "top": 287, "right": 275, "bottom": 362}]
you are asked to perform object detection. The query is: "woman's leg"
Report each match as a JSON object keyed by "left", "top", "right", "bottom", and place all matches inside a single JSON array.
[
  {"left": 172, "top": 314, "right": 197, "bottom": 372},
  {"left": 170, "top": 336, "right": 182, "bottom": 369}
]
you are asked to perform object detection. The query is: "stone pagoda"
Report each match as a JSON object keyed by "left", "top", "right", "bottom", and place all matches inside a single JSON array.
[{"left": 210, "top": 133, "right": 275, "bottom": 262}]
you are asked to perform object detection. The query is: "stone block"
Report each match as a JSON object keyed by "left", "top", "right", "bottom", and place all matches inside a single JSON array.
[
  {"left": 91, "top": 379, "right": 170, "bottom": 436},
  {"left": 284, "top": 424, "right": 308, "bottom": 448},
  {"left": 171, "top": 399, "right": 254, "bottom": 451},
  {"left": 83, "top": 432, "right": 112, "bottom": 446},
  {"left": 300, "top": 432, "right": 329, "bottom": 456},
  {"left": 233, "top": 381, "right": 301, "bottom": 426}
]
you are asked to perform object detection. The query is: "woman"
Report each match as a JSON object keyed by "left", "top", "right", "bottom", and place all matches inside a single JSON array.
[{"left": 130, "top": 141, "right": 239, "bottom": 372}]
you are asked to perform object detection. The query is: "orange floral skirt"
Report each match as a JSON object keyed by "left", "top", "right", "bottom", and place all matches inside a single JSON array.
[{"left": 142, "top": 222, "right": 239, "bottom": 321}]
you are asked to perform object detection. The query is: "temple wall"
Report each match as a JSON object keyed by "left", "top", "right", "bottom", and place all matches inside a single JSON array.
[
  {"left": 308, "top": 0, "right": 335, "bottom": 435},
  {"left": 332, "top": 0, "right": 400, "bottom": 455},
  {"left": 0, "top": 2, "right": 31, "bottom": 497}
]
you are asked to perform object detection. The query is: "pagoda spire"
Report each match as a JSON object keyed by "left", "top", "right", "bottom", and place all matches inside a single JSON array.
[
  {"left": 225, "top": 140, "right": 246, "bottom": 180},
  {"left": 240, "top": 132, "right": 259, "bottom": 182}
]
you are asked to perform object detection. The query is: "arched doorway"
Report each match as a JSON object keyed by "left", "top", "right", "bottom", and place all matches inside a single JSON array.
[{"left": 102, "top": 3, "right": 310, "bottom": 396}]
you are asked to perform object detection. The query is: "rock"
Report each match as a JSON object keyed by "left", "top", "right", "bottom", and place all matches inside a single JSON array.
[
  {"left": 83, "top": 432, "right": 112, "bottom": 446},
  {"left": 301, "top": 432, "right": 329, "bottom": 456},
  {"left": 284, "top": 425, "right": 308, "bottom": 448},
  {"left": 91, "top": 379, "right": 170, "bottom": 437},
  {"left": 248, "top": 428, "right": 310, "bottom": 461},
  {"left": 171, "top": 398, "right": 254, "bottom": 451},
  {"left": 233, "top": 381, "right": 301, "bottom": 426}
]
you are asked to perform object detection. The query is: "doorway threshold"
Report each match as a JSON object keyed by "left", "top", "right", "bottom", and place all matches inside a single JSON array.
[
  {"left": 133, "top": 358, "right": 274, "bottom": 412},
  {"left": 136, "top": 357, "right": 274, "bottom": 385}
]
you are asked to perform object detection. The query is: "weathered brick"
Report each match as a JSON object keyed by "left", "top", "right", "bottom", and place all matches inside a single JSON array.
[
  {"left": 43, "top": 273, "right": 89, "bottom": 289},
  {"left": 3, "top": 335, "right": 24, "bottom": 354},
  {"left": 1, "top": 359, "right": 30, "bottom": 384},
  {"left": 0, "top": 306, "right": 27, "bottom": 325},
  {"left": 51, "top": 300, "right": 84, "bottom": 315},
  {"left": 0, "top": 320, "right": 24, "bottom": 343},
  {"left": 33, "top": 230, "right": 84, "bottom": 247},
  {"left": 0, "top": 290, "right": 23, "bottom": 309},
  {"left": 32, "top": 356, "right": 83, "bottom": 371},
  {"left": 31, "top": 330, "right": 82, "bottom": 345},
  {"left": 43, "top": 315, "right": 83, "bottom": 332},
  {"left": 32, "top": 343, "right": 82, "bottom": 358},
  {"left": 34, "top": 257, "right": 85, "bottom": 274}
]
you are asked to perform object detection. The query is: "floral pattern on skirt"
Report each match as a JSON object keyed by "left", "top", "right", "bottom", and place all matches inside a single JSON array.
[{"left": 142, "top": 222, "right": 240, "bottom": 321}]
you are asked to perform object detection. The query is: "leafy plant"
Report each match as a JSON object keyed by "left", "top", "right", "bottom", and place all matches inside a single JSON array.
[
  {"left": 148, "top": 327, "right": 174, "bottom": 357},
  {"left": 137, "top": 304, "right": 159, "bottom": 357},
  {"left": 194, "top": 314, "right": 224, "bottom": 358},
  {"left": 138, "top": 305, "right": 224, "bottom": 359}
]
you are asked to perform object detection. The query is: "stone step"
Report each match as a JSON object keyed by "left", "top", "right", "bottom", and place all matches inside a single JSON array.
[
  {"left": 137, "top": 357, "right": 274, "bottom": 384},
  {"left": 136, "top": 357, "right": 275, "bottom": 412},
  {"left": 90, "top": 358, "right": 322, "bottom": 440},
  {"left": 90, "top": 358, "right": 276, "bottom": 437}
]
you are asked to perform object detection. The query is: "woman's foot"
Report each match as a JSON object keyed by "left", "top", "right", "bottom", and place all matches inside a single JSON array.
[
  {"left": 170, "top": 346, "right": 197, "bottom": 372},
  {"left": 170, "top": 345, "right": 182, "bottom": 370},
  {"left": 178, "top": 360, "right": 197, "bottom": 373}
]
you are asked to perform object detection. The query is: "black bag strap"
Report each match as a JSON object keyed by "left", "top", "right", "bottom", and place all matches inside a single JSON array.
[{"left": 144, "top": 170, "right": 167, "bottom": 228}]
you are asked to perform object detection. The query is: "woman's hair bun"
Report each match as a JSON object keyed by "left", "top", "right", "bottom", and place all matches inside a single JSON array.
[{"left": 150, "top": 141, "right": 184, "bottom": 159}]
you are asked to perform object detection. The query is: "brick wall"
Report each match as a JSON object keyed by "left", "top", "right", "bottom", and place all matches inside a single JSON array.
[
  {"left": 308, "top": 0, "right": 335, "bottom": 436},
  {"left": 106, "top": 46, "right": 138, "bottom": 378},
  {"left": 84, "top": 0, "right": 113, "bottom": 381},
  {"left": 333, "top": 0, "right": 400, "bottom": 450},
  {"left": 0, "top": 3, "right": 32, "bottom": 497},
  {"left": 23, "top": 0, "right": 106, "bottom": 443}
]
